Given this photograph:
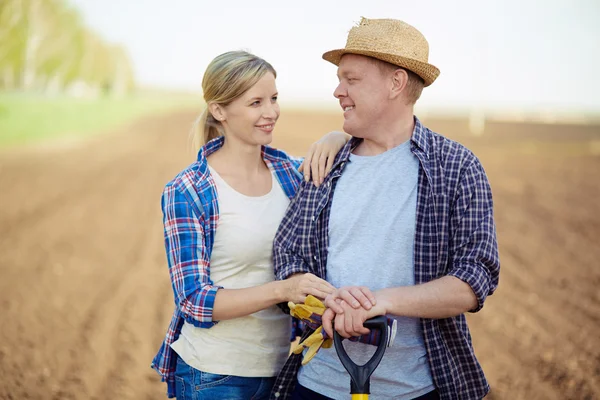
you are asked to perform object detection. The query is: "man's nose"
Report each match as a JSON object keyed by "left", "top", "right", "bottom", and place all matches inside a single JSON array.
[{"left": 333, "top": 82, "right": 346, "bottom": 99}]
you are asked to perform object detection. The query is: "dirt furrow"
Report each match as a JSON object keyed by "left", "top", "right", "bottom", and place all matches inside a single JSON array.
[{"left": 0, "top": 112, "right": 598, "bottom": 400}]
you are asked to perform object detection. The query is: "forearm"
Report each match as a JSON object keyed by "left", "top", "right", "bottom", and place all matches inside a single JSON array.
[
  {"left": 212, "top": 281, "right": 287, "bottom": 321},
  {"left": 376, "top": 276, "right": 478, "bottom": 319}
]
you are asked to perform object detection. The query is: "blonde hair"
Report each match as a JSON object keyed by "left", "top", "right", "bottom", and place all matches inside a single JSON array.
[{"left": 191, "top": 51, "right": 277, "bottom": 151}]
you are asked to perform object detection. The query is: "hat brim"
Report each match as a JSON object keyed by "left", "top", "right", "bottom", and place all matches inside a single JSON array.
[{"left": 322, "top": 48, "right": 440, "bottom": 87}]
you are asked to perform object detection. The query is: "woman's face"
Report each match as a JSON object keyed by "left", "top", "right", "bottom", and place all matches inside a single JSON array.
[{"left": 219, "top": 72, "right": 280, "bottom": 147}]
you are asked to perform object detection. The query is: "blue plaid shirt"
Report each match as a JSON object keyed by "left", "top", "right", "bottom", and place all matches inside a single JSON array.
[
  {"left": 271, "top": 117, "right": 500, "bottom": 400},
  {"left": 151, "top": 136, "right": 303, "bottom": 398}
]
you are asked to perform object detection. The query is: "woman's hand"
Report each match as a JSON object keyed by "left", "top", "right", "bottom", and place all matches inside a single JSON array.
[
  {"left": 284, "top": 273, "right": 337, "bottom": 304},
  {"left": 299, "top": 131, "right": 350, "bottom": 186}
]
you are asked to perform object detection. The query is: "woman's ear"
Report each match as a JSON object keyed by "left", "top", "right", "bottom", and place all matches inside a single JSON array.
[{"left": 208, "top": 102, "right": 226, "bottom": 122}]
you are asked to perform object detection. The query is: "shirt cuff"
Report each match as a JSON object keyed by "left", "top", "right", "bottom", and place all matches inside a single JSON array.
[
  {"left": 448, "top": 263, "right": 490, "bottom": 313},
  {"left": 182, "top": 285, "right": 222, "bottom": 327}
]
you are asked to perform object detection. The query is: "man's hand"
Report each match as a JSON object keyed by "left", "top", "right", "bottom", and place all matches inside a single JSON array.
[
  {"left": 322, "top": 297, "right": 387, "bottom": 339},
  {"left": 323, "top": 286, "right": 377, "bottom": 314}
]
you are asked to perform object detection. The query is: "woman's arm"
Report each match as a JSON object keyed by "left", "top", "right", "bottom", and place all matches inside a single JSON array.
[
  {"left": 212, "top": 273, "right": 335, "bottom": 321},
  {"left": 162, "top": 184, "right": 221, "bottom": 328}
]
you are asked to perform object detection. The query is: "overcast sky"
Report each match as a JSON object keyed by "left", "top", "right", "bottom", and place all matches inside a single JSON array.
[{"left": 70, "top": 0, "right": 599, "bottom": 113}]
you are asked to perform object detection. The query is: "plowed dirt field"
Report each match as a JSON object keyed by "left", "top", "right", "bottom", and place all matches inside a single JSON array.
[{"left": 1, "top": 110, "right": 598, "bottom": 399}]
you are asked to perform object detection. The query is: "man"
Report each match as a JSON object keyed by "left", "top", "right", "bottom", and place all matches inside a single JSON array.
[{"left": 272, "top": 18, "right": 500, "bottom": 400}]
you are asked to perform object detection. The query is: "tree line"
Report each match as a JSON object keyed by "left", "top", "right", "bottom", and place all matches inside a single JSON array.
[{"left": 0, "top": 0, "right": 135, "bottom": 97}]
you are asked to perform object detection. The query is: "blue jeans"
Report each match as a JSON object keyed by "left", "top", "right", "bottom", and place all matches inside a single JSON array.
[{"left": 174, "top": 356, "right": 275, "bottom": 400}]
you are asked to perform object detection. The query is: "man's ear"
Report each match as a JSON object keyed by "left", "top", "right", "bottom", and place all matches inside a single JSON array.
[
  {"left": 208, "top": 102, "right": 226, "bottom": 122},
  {"left": 390, "top": 68, "right": 408, "bottom": 100}
]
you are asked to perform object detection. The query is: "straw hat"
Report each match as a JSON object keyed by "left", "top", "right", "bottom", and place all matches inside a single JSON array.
[{"left": 323, "top": 18, "right": 440, "bottom": 86}]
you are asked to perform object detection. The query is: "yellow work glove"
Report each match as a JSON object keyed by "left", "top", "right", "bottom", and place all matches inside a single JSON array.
[
  {"left": 288, "top": 295, "right": 333, "bottom": 365},
  {"left": 289, "top": 296, "right": 398, "bottom": 366}
]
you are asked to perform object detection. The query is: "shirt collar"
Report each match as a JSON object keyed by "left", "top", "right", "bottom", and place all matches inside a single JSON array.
[
  {"left": 334, "top": 116, "right": 430, "bottom": 168},
  {"left": 197, "top": 135, "right": 293, "bottom": 165},
  {"left": 197, "top": 136, "right": 225, "bottom": 161},
  {"left": 410, "top": 116, "right": 430, "bottom": 154}
]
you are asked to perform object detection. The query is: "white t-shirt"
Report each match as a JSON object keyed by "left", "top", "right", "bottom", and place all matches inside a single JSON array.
[{"left": 170, "top": 166, "right": 292, "bottom": 377}]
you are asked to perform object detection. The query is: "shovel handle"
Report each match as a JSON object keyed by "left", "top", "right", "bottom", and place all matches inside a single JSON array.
[{"left": 333, "top": 315, "right": 389, "bottom": 397}]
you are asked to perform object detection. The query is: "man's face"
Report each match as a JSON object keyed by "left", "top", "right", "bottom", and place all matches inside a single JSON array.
[{"left": 333, "top": 54, "right": 391, "bottom": 138}]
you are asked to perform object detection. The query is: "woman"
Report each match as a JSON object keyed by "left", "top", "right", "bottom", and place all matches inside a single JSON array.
[{"left": 151, "top": 51, "right": 350, "bottom": 399}]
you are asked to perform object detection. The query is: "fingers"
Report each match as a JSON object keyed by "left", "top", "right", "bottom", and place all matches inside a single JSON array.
[
  {"left": 298, "top": 160, "right": 305, "bottom": 174},
  {"left": 310, "top": 150, "right": 321, "bottom": 187},
  {"left": 322, "top": 308, "right": 335, "bottom": 338},
  {"left": 310, "top": 283, "right": 335, "bottom": 300},
  {"left": 323, "top": 151, "right": 335, "bottom": 179},
  {"left": 296, "top": 294, "right": 307, "bottom": 304},
  {"left": 324, "top": 294, "right": 345, "bottom": 314},
  {"left": 355, "top": 322, "right": 370, "bottom": 336},
  {"left": 328, "top": 305, "right": 370, "bottom": 339},
  {"left": 305, "top": 273, "right": 335, "bottom": 290},
  {"left": 350, "top": 286, "right": 376, "bottom": 309},
  {"left": 323, "top": 281, "right": 337, "bottom": 293},
  {"left": 341, "top": 301, "right": 370, "bottom": 336},
  {"left": 334, "top": 312, "right": 350, "bottom": 339},
  {"left": 305, "top": 130, "right": 347, "bottom": 186},
  {"left": 303, "top": 144, "right": 317, "bottom": 182},
  {"left": 305, "top": 287, "right": 333, "bottom": 301},
  {"left": 343, "top": 301, "right": 354, "bottom": 334},
  {"left": 297, "top": 274, "right": 336, "bottom": 301},
  {"left": 320, "top": 282, "right": 336, "bottom": 296},
  {"left": 336, "top": 287, "right": 373, "bottom": 310},
  {"left": 359, "top": 286, "right": 377, "bottom": 306},
  {"left": 318, "top": 154, "right": 326, "bottom": 186},
  {"left": 338, "top": 288, "right": 362, "bottom": 309}
]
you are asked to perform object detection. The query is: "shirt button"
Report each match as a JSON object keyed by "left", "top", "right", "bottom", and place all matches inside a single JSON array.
[
  {"left": 279, "top": 385, "right": 284, "bottom": 389},
  {"left": 313, "top": 256, "right": 317, "bottom": 260},
  {"left": 311, "top": 216, "right": 315, "bottom": 221},
  {"left": 274, "top": 393, "right": 280, "bottom": 398}
]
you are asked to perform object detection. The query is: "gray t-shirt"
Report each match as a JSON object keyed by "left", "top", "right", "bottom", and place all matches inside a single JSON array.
[{"left": 297, "top": 140, "right": 435, "bottom": 399}]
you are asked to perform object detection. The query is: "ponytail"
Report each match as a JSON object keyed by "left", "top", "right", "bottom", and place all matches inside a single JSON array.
[{"left": 191, "top": 108, "right": 222, "bottom": 152}]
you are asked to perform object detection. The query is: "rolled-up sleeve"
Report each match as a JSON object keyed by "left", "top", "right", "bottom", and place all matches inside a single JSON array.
[
  {"left": 447, "top": 158, "right": 500, "bottom": 312},
  {"left": 162, "top": 184, "right": 221, "bottom": 327}
]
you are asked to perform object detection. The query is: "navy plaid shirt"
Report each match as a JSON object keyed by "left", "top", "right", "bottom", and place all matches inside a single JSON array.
[{"left": 271, "top": 117, "right": 500, "bottom": 400}]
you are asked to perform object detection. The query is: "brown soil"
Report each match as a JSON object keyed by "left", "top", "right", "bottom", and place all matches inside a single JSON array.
[{"left": 0, "top": 110, "right": 598, "bottom": 399}]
